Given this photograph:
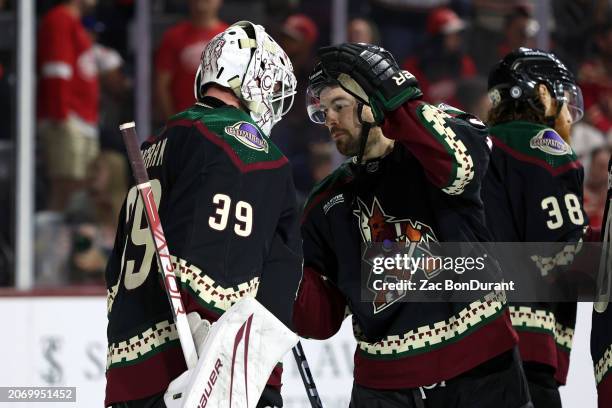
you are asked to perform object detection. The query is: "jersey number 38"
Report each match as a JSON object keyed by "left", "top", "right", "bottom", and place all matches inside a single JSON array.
[{"left": 541, "top": 193, "right": 584, "bottom": 230}]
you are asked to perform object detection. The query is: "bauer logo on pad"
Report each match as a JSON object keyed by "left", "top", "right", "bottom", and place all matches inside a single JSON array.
[
  {"left": 225, "top": 121, "right": 269, "bottom": 153},
  {"left": 529, "top": 129, "right": 572, "bottom": 156}
]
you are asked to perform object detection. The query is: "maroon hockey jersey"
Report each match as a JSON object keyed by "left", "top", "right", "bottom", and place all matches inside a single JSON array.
[
  {"left": 293, "top": 101, "right": 518, "bottom": 389},
  {"left": 592, "top": 155, "right": 612, "bottom": 407}
]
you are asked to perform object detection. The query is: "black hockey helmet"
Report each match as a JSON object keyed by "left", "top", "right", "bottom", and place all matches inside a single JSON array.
[
  {"left": 306, "top": 58, "right": 373, "bottom": 165},
  {"left": 306, "top": 61, "right": 343, "bottom": 124},
  {"left": 488, "top": 47, "right": 583, "bottom": 123}
]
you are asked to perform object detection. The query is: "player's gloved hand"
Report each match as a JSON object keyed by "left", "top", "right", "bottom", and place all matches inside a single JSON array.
[
  {"left": 163, "top": 312, "right": 211, "bottom": 407},
  {"left": 317, "top": 43, "right": 422, "bottom": 123},
  {"left": 187, "top": 311, "right": 211, "bottom": 356}
]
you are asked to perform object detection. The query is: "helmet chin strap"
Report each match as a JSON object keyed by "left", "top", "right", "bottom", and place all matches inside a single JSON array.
[
  {"left": 544, "top": 101, "right": 563, "bottom": 129},
  {"left": 350, "top": 102, "right": 373, "bottom": 208},
  {"left": 355, "top": 102, "right": 372, "bottom": 165}
]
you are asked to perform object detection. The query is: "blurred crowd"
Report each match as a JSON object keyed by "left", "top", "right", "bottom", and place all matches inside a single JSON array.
[{"left": 0, "top": 0, "right": 611, "bottom": 286}]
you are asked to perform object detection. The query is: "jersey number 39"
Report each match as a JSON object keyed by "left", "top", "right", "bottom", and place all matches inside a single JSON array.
[{"left": 208, "top": 193, "right": 253, "bottom": 237}]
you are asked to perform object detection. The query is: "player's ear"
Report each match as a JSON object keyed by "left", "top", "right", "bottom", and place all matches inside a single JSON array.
[{"left": 536, "top": 84, "right": 554, "bottom": 116}]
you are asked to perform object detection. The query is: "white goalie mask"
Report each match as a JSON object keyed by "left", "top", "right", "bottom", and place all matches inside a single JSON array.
[{"left": 194, "top": 21, "right": 297, "bottom": 136}]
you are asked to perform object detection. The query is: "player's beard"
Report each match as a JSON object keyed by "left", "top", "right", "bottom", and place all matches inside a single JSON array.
[{"left": 331, "top": 128, "right": 362, "bottom": 157}]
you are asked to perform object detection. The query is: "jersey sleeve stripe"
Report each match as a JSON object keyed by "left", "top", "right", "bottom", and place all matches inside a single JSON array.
[
  {"left": 416, "top": 104, "right": 475, "bottom": 195},
  {"left": 41, "top": 62, "right": 73, "bottom": 79},
  {"left": 595, "top": 343, "right": 612, "bottom": 385}
]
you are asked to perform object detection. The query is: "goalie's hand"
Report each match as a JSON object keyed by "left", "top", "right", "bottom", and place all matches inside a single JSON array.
[
  {"left": 317, "top": 43, "right": 422, "bottom": 123},
  {"left": 187, "top": 311, "right": 210, "bottom": 356}
]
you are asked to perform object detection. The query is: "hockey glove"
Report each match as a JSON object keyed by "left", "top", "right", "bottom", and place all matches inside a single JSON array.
[{"left": 317, "top": 43, "right": 422, "bottom": 123}]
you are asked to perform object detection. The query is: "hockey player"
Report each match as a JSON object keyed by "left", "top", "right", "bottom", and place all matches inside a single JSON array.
[
  {"left": 482, "top": 48, "right": 586, "bottom": 407},
  {"left": 104, "top": 21, "right": 301, "bottom": 407},
  {"left": 592, "top": 157, "right": 612, "bottom": 407},
  {"left": 593, "top": 305, "right": 612, "bottom": 406},
  {"left": 293, "top": 43, "right": 531, "bottom": 407}
]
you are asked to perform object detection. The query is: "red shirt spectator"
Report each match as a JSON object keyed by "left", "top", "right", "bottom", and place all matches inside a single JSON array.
[
  {"left": 403, "top": 54, "right": 476, "bottom": 105},
  {"left": 155, "top": 20, "right": 228, "bottom": 116},
  {"left": 402, "top": 8, "right": 476, "bottom": 105},
  {"left": 37, "top": 4, "right": 98, "bottom": 125},
  {"left": 579, "top": 61, "right": 612, "bottom": 134}
]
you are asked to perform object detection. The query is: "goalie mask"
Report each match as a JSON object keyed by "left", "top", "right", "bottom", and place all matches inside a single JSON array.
[
  {"left": 488, "top": 47, "right": 584, "bottom": 123},
  {"left": 194, "top": 21, "right": 297, "bottom": 136}
]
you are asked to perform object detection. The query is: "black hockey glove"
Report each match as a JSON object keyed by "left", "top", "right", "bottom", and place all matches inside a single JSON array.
[{"left": 317, "top": 43, "right": 422, "bottom": 123}]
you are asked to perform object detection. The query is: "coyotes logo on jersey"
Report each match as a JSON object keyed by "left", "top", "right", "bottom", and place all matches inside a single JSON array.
[{"left": 353, "top": 197, "right": 439, "bottom": 314}]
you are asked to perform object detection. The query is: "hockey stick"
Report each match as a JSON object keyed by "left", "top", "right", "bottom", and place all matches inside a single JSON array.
[
  {"left": 120, "top": 122, "right": 324, "bottom": 407},
  {"left": 293, "top": 341, "right": 324, "bottom": 407},
  {"left": 120, "top": 122, "right": 198, "bottom": 369},
  {"left": 595, "top": 160, "right": 612, "bottom": 313}
]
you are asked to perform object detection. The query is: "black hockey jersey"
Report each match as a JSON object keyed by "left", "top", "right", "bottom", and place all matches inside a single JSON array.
[
  {"left": 482, "top": 121, "right": 585, "bottom": 384},
  {"left": 293, "top": 100, "right": 517, "bottom": 389},
  {"left": 104, "top": 98, "right": 302, "bottom": 405},
  {"left": 592, "top": 156, "right": 612, "bottom": 407}
]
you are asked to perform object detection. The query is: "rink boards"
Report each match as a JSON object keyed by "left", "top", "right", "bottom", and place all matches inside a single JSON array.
[{"left": 0, "top": 291, "right": 598, "bottom": 407}]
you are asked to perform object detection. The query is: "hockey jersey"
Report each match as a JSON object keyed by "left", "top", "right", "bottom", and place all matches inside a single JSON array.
[
  {"left": 482, "top": 121, "right": 585, "bottom": 384},
  {"left": 592, "top": 156, "right": 612, "bottom": 407},
  {"left": 293, "top": 100, "right": 517, "bottom": 389},
  {"left": 104, "top": 98, "right": 302, "bottom": 406}
]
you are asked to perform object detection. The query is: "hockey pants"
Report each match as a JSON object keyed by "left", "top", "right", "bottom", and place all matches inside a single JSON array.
[{"left": 349, "top": 348, "right": 533, "bottom": 408}]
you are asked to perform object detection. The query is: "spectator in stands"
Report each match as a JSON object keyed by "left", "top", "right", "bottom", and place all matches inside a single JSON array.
[
  {"left": 155, "top": 0, "right": 228, "bottom": 119},
  {"left": 347, "top": 17, "right": 380, "bottom": 45},
  {"left": 461, "top": 4, "right": 538, "bottom": 75},
  {"left": 553, "top": 0, "right": 611, "bottom": 71},
  {"left": 66, "top": 151, "right": 128, "bottom": 283},
  {"left": 584, "top": 146, "right": 611, "bottom": 229},
  {"left": 455, "top": 76, "right": 491, "bottom": 120},
  {"left": 272, "top": 13, "right": 328, "bottom": 197},
  {"left": 467, "top": 0, "right": 533, "bottom": 74},
  {"left": 403, "top": 7, "right": 477, "bottom": 105},
  {"left": 498, "top": 5, "right": 538, "bottom": 59},
  {"left": 571, "top": 120, "right": 606, "bottom": 180},
  {"left": 37, "top": 0, "right": 99, "bottom": 212},
  {"left": 368, "top": 0, "right": 454, "bottom": 63},
  {"left": 83, "top": 15, "right": 132, "bottom": 152},
  {"left": 579, "top": 22, "right": 612, "bottom": 136}
]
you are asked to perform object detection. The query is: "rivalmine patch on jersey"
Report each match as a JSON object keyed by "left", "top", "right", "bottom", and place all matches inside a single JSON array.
[
  {"left": 353, "top": 196, "right": 438, "bottom": 314},
  {"left": 529, "top": 129, "right": 572, "bottom": 156},
  {"left": 224, "top": 121, "right": 269, "bottom": 153}
]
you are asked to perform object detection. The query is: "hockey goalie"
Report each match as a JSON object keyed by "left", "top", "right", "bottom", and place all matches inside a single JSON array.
[{"left": 104, "top": 21, "right": 303, "bottom": 408}]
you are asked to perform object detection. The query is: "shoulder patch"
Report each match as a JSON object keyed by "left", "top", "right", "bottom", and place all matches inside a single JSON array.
[
  {"left": 224, "top": 121, "right": 269, "bottom": 153},
  {"left": 529, "top": 128, "right": 572, "bottom": 156},
  {"left": 490, "top": 121, "right": 578, "bottom": 172}
]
